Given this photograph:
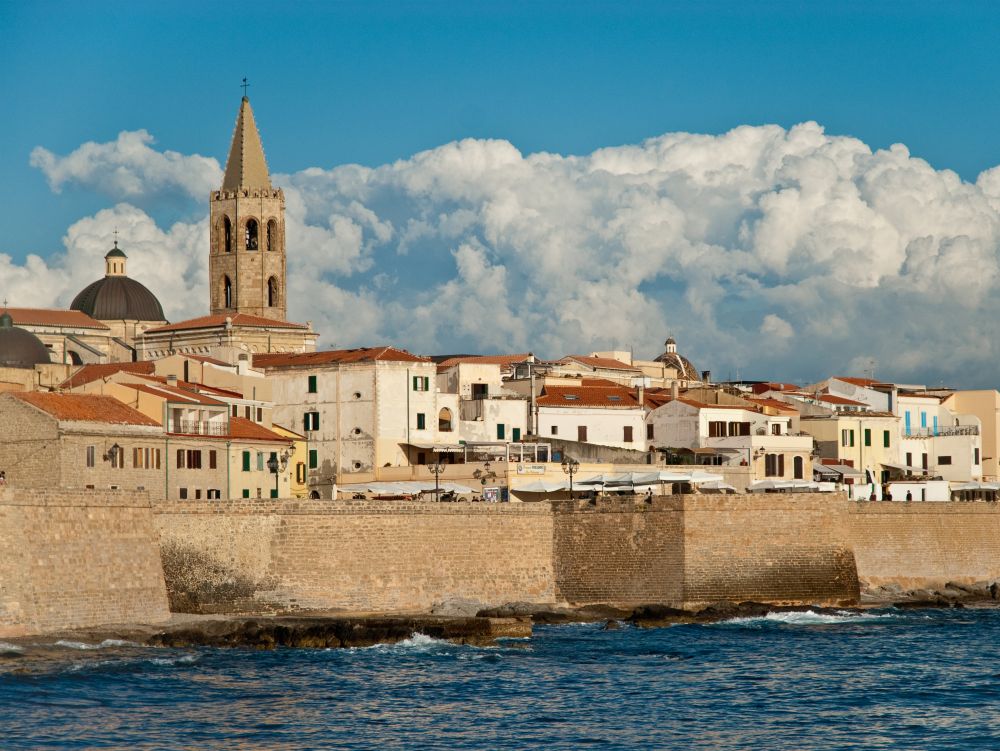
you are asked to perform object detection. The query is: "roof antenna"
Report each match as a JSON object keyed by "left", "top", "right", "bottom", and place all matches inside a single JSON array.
[{"left": 241, "top": 77, "right": 250, "bottom": 98}]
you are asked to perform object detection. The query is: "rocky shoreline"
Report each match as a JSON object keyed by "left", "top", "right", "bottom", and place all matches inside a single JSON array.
[{"left": 8, "top": 583, "right": 997, "bottom": 651}]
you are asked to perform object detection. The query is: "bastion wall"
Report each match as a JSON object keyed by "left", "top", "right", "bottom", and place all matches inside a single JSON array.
[
  {"left": 849, "top": 502, "right": 1000, "bottom": 589},
  {"left": 153, "top": 499, "right": 556, "bottom": 613},
  {"left": 0, "top": 488, "right": 170, "bottom": 637}
]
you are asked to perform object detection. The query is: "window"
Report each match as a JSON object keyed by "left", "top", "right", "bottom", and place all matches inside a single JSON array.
[
  {"left": 223, "top": 216, "right": 232, "bottom": 253},
  {"left": 578, "top": 425, "right": 588, "bottom": 442},
  {"left": 177, "top": 449, "right": 185, "bottom": 469},
  {"left": 242, "top": 451, "right": 251, "bottom": 472},
  {"left": 232, "top": 405, "right": 238, "bottom": 418},
  {"left": 551, "top": 425, "right": 559, "bottom": 435},
  {"left": 496, "top": 423, "right": 505, "bottom": 440},
  {"left": 920, "top": 411, "right": 927, "bottom": 429},
  {"left": 110, "top": 445, "right": 124, "bottom": 469},
  {"left": 883, "top": 430, "right": 890, "bottom": 448},
  {"left": 257, "top": 452, "right": 264, "bottom": 471},
  {"left": 771, "top": 423, "right": 781, "bottom": 436},
  {"left": 513, "top": 427, "right": 521, "bottom": 442},
  {"left": 133, "top": 447, "right": 161, "bottom": 469},
  {"left": 179, "top": 488, "right": 188, "bottom": 500},
  {"left": 904, "top": 411, "right": 911, "bottom": 436},
  {"left": 256, "top": 407, "right": 263, "bottom": 422},
  {"left": 922, "top": 453, "right": 928, "bottom": 470},
  {"left": 864, "top": 429, "right": 871, "bottom": 447},
  {"left": 270, "top": 488, "right": 279, "bottom": 499},
  {"left": 207, "top": 489, "right": 221, "bottom": 500},
  {"left": 296, "top": 463, "right": 306, "bottom": 483},
  {"left": 709, "top": 421, "right": 727, "bottom": 438},
  {"left": 764, "top": 453, "right": 785, "bottom": 477},
  {"left": 304, "top": 412, "right": 320, "bottom": 431},
  {"left": 195, "top": 489, "right": 202, "bottom": 500},
  {"left": 86, "top": 445, "right": 96, "bottom": 468},
  {"left": 975, "top": 448, "right": 981, "bottom": 465},
  {"left": 793, "top": 456, "right": 804, "bottom": 479},
  {"left": 223, "top": 275, "right": 232, "bottom": 308},
  {"left": 267, "top": 276, "right": 278, "bottom": 307},
  {"left": 623, "top": 426, "right": 633, "bottom": 443},
  {"left": 438, "top": 408, "right": 453, "bottom": 432},
  {"left": 412, "top": 375, "right": 430, "bottom": 391},
  {"left": 209, "top": 450, "right": 217, "bottom": 470},
  {"left": 186, "top": 450, "right": 202, "bottom": 470},
  {"left": 308, "top": 375, "right": 317, "bottom": 393},
  {"left": 647, "top": 424, "right": 654, "bottom": 440},
  {"left": 245, "top": 406, "right": 252, "bottom": 419},
  {"left": 309, "top": 449, "right": 318, "bottom": 469},
  {"left": 417, "top": 413, "right": 426, "bottom": 430},
  {"left": 267, "top": 219, "right": 278, "bottom": 251},
  {"left": 938, "top": 456, "right": 952, "bottom": 465},
  {"left": 905, "top": 452, "right": 912, "bottom": 468},
  {"left": 242, "top": 489, "right": 250, "bottom": 498},
  {"left": 245, "top": 218, "right": 259, "bottom": 250}
]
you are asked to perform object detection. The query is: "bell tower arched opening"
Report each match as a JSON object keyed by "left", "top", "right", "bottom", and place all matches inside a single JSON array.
[
  {"left": 223, "top": 276, "right": 233, "bottom": 308},
  {"left": 245, "top": 219, "right": 259, "bottom": 250}
]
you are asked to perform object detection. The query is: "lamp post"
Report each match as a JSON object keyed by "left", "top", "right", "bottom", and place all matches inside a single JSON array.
[
  {"left": 267, "top": 449, "right": 291, "bottom": 498},
  {"left": 428, "top": 460, "right": 445, "bottom": 501},
  {"left": 473, "top": 457, "right": 498, "bottom": 500},
  {"left": 561, "top": 456, "right": 580, "bottom": 500}
]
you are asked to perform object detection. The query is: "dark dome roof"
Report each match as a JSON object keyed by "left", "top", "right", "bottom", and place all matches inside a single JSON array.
[
  {"left": 70, "top": 276, "right": 165, "bottom": 321},
  {"left": 654, "top": 339, "right": 700, "bottom": 381},
  {"left": 0, "top": 312, "right": 51, "bottom": 369}
]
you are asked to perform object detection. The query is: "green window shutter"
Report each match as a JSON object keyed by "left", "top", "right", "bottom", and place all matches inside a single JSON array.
[
  {"left": 308, "top": 375, "right": 317, "bottom": 393},
  {"left": 309, "top": 449, "right": 318, "bottom": 469},
  {"left": 257, "top": 452, "right": 264, "bottom": 471},
  {"left": 864, "top": 429, "right": 871, "bottom": 447},
  {"left": 270, "top": 488, "right": 279, "bottom": 499},
  {"left": 513, "top": 427, "right": 521, "bottom": 441},
  {"left": 849, "top": 430, "right": 855, "bottom": 447},
  {"left": 412, "top": 376, "right": 418, "bottom": 390},
  {"left": 423, "top": 376, "right": 430, "bottom": 391},
  {"left": 884, "top": 430, "right": 890, "bottom": 448},
  {"left": 417, "top": 413, "right": 426, "bottom": 430},
  {"left": 303, "top": 413, "right": 310, "bottom": 432},
  {"left": 497, "top": 423, "right": 505, "bottom": 440},
  {"left": 242, "top": 489, "right": 250, "bottom": 498},
  {"left": 242, "top": 451, "right": 251, "bottom": 472}
]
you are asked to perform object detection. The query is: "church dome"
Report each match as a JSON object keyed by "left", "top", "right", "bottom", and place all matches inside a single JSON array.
[
  {"left": 70, "top": 243, "right": 165, "bottom": 322},
  {"left": 0, "top": 311, "right": 51, "bottom": 369},
  {"left": 654, "top": 337, "right": 700, "bottom": 381}
]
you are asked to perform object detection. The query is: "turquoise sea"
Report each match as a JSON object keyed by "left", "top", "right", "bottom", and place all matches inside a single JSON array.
[{"left": 2, "top": 607, "right": 999, "bottom": 750}]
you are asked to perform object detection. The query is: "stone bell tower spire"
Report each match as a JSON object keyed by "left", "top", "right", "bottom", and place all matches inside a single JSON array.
[{"left": 209, "top": 90, "right": 287, "bottom": 320}]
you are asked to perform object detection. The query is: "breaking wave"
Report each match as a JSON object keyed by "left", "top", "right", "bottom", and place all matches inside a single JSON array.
[
  {"left": 717, "top": 610, "right": 897, "bottom": 627},
  {"left": 0, "top": 641, "right": 24, "bottom": 655},
  {"left": 54, "top": 639, "right": 140, "bottom": 650}
]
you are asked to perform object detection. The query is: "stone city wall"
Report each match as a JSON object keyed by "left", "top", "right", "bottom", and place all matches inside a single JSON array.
[
  {"left": 849, "top": 501, "right": 1000, "bottom": 590},
  {"left": 0, "top": 488, "right": 170, "bottom": 637},
  {"left": 154, "top": 498, "right": 555, "bottom": 614}
]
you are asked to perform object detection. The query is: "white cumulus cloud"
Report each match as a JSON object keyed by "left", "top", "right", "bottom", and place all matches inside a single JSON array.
[{"left": 11, "top": 121, "right": 1000, "bottom": 387}]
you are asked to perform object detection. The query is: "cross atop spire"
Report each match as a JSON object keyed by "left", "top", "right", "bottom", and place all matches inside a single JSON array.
[
  {"left": 221, "top": 93, "right": 271, "bottom": 191},
  {"left": 241, "top": 77, "right": 249, "bottom": 99}
]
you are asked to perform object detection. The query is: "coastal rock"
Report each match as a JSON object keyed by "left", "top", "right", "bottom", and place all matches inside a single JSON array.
[{"left": 430, "top": 598, "right": 489, "bottom": 617}]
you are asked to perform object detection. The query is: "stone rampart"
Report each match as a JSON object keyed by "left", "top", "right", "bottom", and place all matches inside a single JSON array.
[
  {"left": 0, "top": 488, "right": 170, "bottom": 637},
  {"left": 850, "top": 501, "right": 1000, "bottom": 590},
  {"left": 154, "top": 499, "right": 555, "bottom": 613}
]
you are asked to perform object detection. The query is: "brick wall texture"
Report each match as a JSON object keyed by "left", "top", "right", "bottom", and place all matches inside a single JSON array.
[
  {"left": 0, "top": 488, "right": 170, "bottom": 637},
  {"left": 849, "top": 502, "right": 1000, "bottom": 589}
]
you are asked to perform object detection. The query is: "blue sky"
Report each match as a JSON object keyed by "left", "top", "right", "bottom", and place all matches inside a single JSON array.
[{"left": 4, "top": 2, "right": 1000, "bottom": 384}]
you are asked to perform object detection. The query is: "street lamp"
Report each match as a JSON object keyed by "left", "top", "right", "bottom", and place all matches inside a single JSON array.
[
  {"left": 428, "top": 460, "right": 445, "bottom": 501},
  {"left": 267, "top": 449, "right": 292, "bottom": 497},
  {"left": 561, "top": 456, "right": 580, "bottom": 500},
  {"left": 473, "top": 456, "right": 498, "bottom": 500}
]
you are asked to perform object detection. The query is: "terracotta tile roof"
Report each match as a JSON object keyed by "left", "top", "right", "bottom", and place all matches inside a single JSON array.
[
  {"left": 560, "top": 355, "right": 638, "bottom": 371},
  {"left": 835, "top": 376, "right": 881, "bottom": 388},
  {"left": 133, "top": 374, "right": 242, "bottom": 399},
  {"left": 59, "top": 361, "right": 155, "bottom": 390},
  {"left": 819, "top": 394, "right": 868, "bottom": 406},
  {"left": 254, "top": 346, "right": 430, "bottom": 368},
  {"left": 121, "top": 381, "right": 226, "bottom": 406},
  {"left": 12, "top": 392, "right": 160, "bottom": 426},
  {"left": 228, "top": 417, "right": 290, "bottom": 442},
  {"left": 436, "top": 353, "right": 531, "bottom": 370},
  {"left": 745, "top": 396, "right": 800, "bottom": 414},
  {"left": 5, "top": 307, "right": 109, "bottom": 330},
  {"left": 537, "top": 385, "right": 641, "bottom": 408},
  {"left": 145, "top": 313, "right": 308, "bottom": 334},
  {"left": 673, "top": 397, "right": 757, "bottom": 411},
  {"left": 184, "top": 354, "right": 231, "bottom": 367},
  {"left": 751, "top": 382, "right": 800, "bottom": 394}
]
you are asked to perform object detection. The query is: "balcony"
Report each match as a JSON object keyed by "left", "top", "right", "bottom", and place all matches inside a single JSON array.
[
  {"left": 168, "top": 420, "right": 228, "bottom": 436},
  {"left": 903, "top": 426, "right": 979, "bottom": 438}
]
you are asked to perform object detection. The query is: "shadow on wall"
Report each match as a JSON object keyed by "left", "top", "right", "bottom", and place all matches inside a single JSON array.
[{"left": 159, "top": 541, "right": 284, "bottom": 614}]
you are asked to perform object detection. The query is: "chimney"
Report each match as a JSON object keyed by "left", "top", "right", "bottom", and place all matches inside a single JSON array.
[
  {"left": 671, "top": 381, "right": 679, "bottom": 399},
  {"left": 637, "top": 383, "right": 645, "bottom": 405},
  {"left": 166, "top": 374, "right": 178, "bottom": 387},
  {"left": 701, "top": 370, "right": 711, "bottom": 384}
]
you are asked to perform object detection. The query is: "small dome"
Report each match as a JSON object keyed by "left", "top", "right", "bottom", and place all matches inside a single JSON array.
[
  {"left": 105, "top": 245, "right": 127, "bottom": 259},
  {"left": 0, "top": 312, "right": 51, "bottom": 369},
  {"left": 71, "top": 276, "right": 165, "bottom": 321},
  {"left": 654, "top": 338, "right": 700, "bottom": 381}
]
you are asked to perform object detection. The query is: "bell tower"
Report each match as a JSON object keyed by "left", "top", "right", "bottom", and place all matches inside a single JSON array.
[{"left": 209, "top": 95, "right": 287, "bottom": 320}]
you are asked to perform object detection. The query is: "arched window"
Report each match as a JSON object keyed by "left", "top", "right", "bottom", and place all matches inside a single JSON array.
[
  {"left": 245, "top": 218, "right": 259, "bottom": 250},
  {"left": 267, "top": 276, "right": 278, "bottom": 308},
  {"left": 438, "top": 408, "right": 453, "bottom": 432},
  {"left": 223, "top": 276, "right": 233, "bottom": 308},
  {"left": 223, "top": 216, "right": 232, "bottom": 253},
  {"left": 793, "top": 455, "right": 804, "bottom": 480},
  {"left": 267, "top": 219, "right": 278, "bottom": 251}
]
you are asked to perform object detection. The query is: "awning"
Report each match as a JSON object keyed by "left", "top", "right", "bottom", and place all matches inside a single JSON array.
[
  {"left": 951, "top": 481, "right": 1000, "bottom": 492},
  {"left": 813, "top": 461, "right": 864, "bottom": 478},
  {"left": 512, "top": 480, "right": 571, "bottom": 493},
  {"left": 749, "top": 479, "right": 821, "bottom": 492},
  {"left": 882, "top": 462, "right": 920, "bottom": 473},
  {"left": 339, "top": 481, "right": 475, "bottom": 495},
  {"left": 577, "top": 470, "right": 725, "bottom": 488},
  {"left": 405, "top": 442, "right": 467, "bottom": 453}
]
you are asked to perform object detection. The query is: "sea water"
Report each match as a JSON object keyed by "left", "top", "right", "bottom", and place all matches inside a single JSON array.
[{"left": 2, "top": 607, "right": 1000, "bottom": 749}]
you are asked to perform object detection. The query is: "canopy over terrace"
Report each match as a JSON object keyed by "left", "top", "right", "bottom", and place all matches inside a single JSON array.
[
  {"left": 515, "top": 469, "right": 726, "bottom": 495},
  {"left": 338, "top": 481, "right": 475, "bottom": 496},
  {"left": 748, "top": 479, "right": 823, "bottom": 493},
  {"left": 404, "top": 441, "right": 551, "bottom": 463}
]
